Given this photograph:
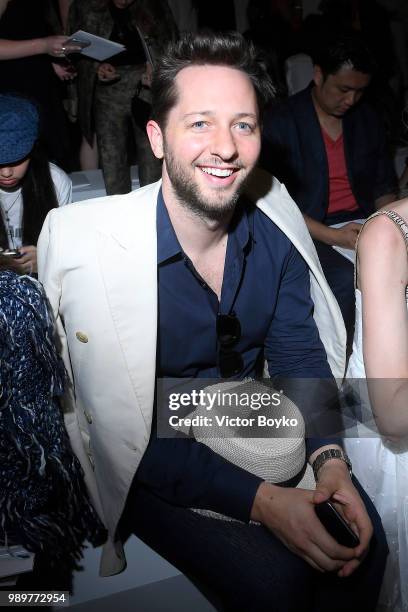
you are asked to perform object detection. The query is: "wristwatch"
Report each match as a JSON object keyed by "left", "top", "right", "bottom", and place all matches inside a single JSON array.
[{"left": 312, "top": 448, "right": 352, "bottom": 481}]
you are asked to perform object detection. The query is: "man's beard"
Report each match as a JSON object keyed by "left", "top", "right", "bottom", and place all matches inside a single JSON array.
[{"left": 163, "top": 146, "right": 254, "bottom": 222}]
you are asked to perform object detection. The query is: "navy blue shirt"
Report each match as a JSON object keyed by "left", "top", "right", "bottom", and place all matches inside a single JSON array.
[{"left": 135, "top": 190, "right": 337, "bottom": 522}]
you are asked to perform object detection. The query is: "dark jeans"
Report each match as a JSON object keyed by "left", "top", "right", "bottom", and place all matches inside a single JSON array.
[
  {"left": 123, "top": 477, "right": 388, "bottom": 612},
  {"left": 95, "top": 67, "right": 161, "bottom": 195},
  {"left": 314, "top": 241, "right": 355, "bottom": 347}
]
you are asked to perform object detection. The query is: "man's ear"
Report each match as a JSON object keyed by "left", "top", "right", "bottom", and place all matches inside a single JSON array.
[
  {"left": 146, "top": 120, "right": 164, "bottom": 160},
  {"left": 313, "top": 65, "right": 323, "bottom": 88}
]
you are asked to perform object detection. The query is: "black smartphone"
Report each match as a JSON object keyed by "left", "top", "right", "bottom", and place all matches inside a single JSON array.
[
  {"left": 315, "top": 501, "right": 360, "bottom": 548},
  {"left": 0, "top": 249, "right": 21, "bottom": 258}
]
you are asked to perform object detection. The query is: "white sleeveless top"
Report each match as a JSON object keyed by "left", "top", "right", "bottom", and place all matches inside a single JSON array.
[
  {"left": 347, "top": 209, "right": 408, "bottom": 379},
  {"left": 345, "top": 209, "right": 408, "bottom": 612}
]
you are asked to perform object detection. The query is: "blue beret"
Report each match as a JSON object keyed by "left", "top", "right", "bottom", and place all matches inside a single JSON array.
[{"left": 0, "top": 95, "right": 39, "bottom": 165}]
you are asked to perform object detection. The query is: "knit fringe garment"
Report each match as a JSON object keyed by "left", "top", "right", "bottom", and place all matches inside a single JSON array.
[{"left": 0, "top": 271, "right": 106, "bottom": 570}]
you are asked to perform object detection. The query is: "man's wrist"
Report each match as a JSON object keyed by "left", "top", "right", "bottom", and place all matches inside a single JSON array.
[
  {"left": 310, "top": 224, "right": 337, "bottom": 246},
  {"left": 311, "top": 447, "right": 352, "bottom": 481},
  {"left": 315, "top": 458, "right": 351, "bottom": 481},
  {"left": 303, "top": 214, "right": 336, "bottom": 246},
  {"left": 250, "top": 481, "right": 280, "bottom": 523},
  {"left": 321, "top": 226, "right": 338, "bottom": 246}
]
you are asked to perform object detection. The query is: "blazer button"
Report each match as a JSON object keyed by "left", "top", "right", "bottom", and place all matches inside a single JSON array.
[
  {"left": 84, "top": 410, "right": 93, "bottom": 424},
  {"left": 76, "top": 331, "right": 89, "bottom": 343}
]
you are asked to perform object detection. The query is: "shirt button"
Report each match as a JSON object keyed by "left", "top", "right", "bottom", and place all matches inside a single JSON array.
[
  {"left": 84, "top": 410, "right": 93, "bottom": 424},
  {"left": 76, "top": 331, "right": 89, "bottom": 343}
]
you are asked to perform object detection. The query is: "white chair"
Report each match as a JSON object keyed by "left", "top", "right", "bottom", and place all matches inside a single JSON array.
[{"left": 285, "top": 53, "right": 314, "bottom": 96}]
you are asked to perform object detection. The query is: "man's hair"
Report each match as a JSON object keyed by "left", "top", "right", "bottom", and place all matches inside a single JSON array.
[
  {"left": 150, "top": 31, "right": 275, "bottom": 128},
  {"left": 313, "top": 33, "right": 376, "bottom": 78}
]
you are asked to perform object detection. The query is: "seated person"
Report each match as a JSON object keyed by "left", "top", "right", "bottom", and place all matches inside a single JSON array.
[
  {"left": 345, "top": 198, "right": 408, "bottom": 612},
  {"left": 261, "top": 33, "right": 398, "bottom": 342},
  {"left": 0, "top": 270, "right": 104, "bottom": 589},
  {"left": 38, "top": 32, "right": 388, "bottom": 611},
  {"left": 0, "top": 94, "right": 71, "bottom": 275}
]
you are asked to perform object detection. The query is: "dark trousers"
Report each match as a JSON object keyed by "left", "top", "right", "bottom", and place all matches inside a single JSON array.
[
  {"left": 95, "top": 67, "right": 161, "bottom": 195},
  {"left": 314, "top": 241, "right": 355, "bottom": 347},
  {"left": 123, "top": 478, "right": 388, "bottom": 612}
]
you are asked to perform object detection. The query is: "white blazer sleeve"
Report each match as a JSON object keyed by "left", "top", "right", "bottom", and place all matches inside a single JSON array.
[
  {"left": 38, "top": 209, "right": 62, "bottom": 318},
  {"left": 38, "top": 209, "right": 73, "bottom": 387}
]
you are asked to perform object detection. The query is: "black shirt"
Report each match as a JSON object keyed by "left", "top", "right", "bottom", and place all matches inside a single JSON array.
[{"left": 108, "top": 2, "right": 145, "bottom": 67}]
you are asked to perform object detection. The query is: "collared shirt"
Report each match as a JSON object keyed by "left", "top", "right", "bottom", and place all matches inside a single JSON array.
[{"left": 135, "top": 190, "right": 335, "bottom": 522}]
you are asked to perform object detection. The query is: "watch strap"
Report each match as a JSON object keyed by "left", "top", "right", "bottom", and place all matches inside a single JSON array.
[{"left": 312, "top": 448, "right": 352, "bottom": 480}]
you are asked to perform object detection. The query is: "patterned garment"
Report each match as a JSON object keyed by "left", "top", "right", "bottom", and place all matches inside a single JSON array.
[{"left": 0, "top": 271, "right": 105, "bottom": 570}]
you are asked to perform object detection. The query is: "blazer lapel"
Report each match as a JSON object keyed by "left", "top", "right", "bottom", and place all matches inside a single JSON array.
[
  {"left": 96, "top": 183, "right": 161, "bottom": 429},
  {"left": 292, "top": 87, "right": 327, "bottom": 171}
]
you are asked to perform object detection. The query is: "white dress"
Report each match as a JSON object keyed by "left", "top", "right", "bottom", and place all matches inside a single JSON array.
[{"left": 345, "top": 210, "right": 408, "bottom": 612}]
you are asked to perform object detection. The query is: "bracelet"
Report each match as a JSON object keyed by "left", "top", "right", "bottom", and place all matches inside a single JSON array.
[{"left": 312, "top": 448, "right": 352, "bottom": 481}]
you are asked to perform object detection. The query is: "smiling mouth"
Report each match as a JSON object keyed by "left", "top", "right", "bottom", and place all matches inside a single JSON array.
[{"left": 199, "top": 167, "right": 237, "bottom": 178}]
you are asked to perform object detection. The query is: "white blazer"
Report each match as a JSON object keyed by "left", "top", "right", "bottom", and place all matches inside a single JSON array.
[{"left": 37, "top": 170, "right": 346, "bottom": 576}]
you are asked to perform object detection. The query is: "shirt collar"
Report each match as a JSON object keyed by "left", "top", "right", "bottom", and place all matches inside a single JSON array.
[
  {"left": 156, "top": 188, "right": 251, "bottom": 266},
  {"left": 157, "top": 188, "right": 183, "bottom": 264},
  {"left": 229, "top": 198, "right": 251, "bottom": 253}
]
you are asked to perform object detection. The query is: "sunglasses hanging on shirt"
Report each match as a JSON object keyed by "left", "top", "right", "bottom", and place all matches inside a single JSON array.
[{"left": 216, "top": 312, "right": 244, "bottom": 378}]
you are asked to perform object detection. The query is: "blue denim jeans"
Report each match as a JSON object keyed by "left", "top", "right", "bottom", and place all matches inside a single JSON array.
[{"left": 124, "top": 477, "right": 388, "bottom": 612}]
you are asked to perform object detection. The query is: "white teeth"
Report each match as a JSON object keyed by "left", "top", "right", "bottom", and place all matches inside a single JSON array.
[{"left": 200, "top": 167, "right": 234, "bottom": 177}]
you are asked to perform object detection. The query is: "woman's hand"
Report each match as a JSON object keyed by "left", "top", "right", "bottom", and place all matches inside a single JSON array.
[
  {"left": 17, "top": 245, "right": 37, "bottom": 274},
  {"left": 52, "top": 61, "right": 77, "bottom": 80},
  {"left": 1, "top": 246, "right": 38, "bottom": 275},
  {"left": 41, "top": 35, "right": 82, "bottom": 58},
  {"left": 97, "top": 63, "right": 119, "bottom": 82}
]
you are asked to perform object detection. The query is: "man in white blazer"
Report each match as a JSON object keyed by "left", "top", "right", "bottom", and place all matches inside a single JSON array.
[{"left": 38, "top": 31, "right": 387, "bottom": 611}]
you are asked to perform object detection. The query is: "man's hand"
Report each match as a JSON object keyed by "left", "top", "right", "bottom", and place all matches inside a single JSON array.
[
  {"left": 97, "top": 63, "right": 119, "bottom": 82},
  {"left": 303, "top": 214, "right": 361, "bottom": 248},
  {"left": 313, "top": 460, "right": 373, "bottom": 577},
  {"left": 251, "top": 482, "right": 356, "bottom": 574},
  {"left": 330, "top": 222, "right": 362, "bottom": 249}
]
